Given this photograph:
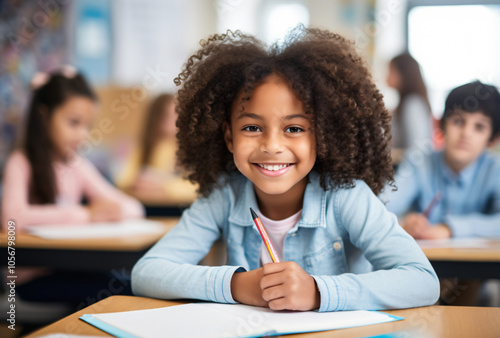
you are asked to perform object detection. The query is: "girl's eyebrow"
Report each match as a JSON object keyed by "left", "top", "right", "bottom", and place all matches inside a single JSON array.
[
  {"left": 237, "top": 113, "right": 310, "bottom": 121},
  {"left": 238, "top": 113, "right": 261, "bottom": 120},
  {"left": 284, "top": 114, "right": 310, "bottom": 121}
]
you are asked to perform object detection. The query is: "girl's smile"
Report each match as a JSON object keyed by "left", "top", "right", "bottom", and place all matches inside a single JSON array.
[{"left": 253, "top": 163, "right": 294, "bottom": 176}]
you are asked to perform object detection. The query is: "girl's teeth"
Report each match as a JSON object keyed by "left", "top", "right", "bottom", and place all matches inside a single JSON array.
[{"left": 258, "top": 164, "right": 289, "bottom": 171}]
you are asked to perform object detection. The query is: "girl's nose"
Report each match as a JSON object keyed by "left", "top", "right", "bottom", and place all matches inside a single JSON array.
[{"left": 260, "top": 131, "right": 285, "bottom": 154}]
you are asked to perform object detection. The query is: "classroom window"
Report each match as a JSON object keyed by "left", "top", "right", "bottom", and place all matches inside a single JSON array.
[
  {"left": 407, "top": 4, "right": 500, "bottom": 117},
  {"left": 263, "top": 3, "right": 310, "bottom": 45}
]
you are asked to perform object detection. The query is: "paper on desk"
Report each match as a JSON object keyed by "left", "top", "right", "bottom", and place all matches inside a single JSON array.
[
  {"left": 80, "top": 303, "right": 403, "bottom": 338},
  {"left": 24, "top": 219, "right": 166, "bottom": 239},
  {"left": 417, "top": 238, "right": 489, "bottom": 249}
]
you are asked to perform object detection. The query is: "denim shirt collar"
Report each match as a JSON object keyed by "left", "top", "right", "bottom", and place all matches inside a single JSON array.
[
  {"left": 228, "top": 171, "right": 326, "bottom": 229},
  {"left": 438, "top": 151, "right": 483, "bottom": 187}
]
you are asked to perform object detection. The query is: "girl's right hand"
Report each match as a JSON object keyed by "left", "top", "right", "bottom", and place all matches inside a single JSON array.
[
  {"left": 87, "top": 200, "right": 123, "bottom": 222},
  {"left": 231, "top": 268, "right": 268, "bottom": 307}
]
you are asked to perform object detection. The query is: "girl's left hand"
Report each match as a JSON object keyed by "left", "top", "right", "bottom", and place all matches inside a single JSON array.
[{"left": 260, "top": 261, "right": 320, "bottom": 311}]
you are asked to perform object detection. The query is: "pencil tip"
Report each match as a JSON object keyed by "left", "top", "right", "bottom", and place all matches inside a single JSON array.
[{"left": 249, "top": 207, "right": 258, "bottom": 219}]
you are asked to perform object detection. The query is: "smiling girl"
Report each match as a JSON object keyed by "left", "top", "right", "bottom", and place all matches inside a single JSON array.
[
  {"left": 132, "top": 27, "right": 439, "bottom": 312},
  {"left": 1, "top": 67, "right": 144, "bottom": 230}
]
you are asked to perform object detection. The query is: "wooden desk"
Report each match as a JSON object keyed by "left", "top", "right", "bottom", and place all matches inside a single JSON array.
[
  {"left": 127, "top": 188, "right": 197, "bottom": 217},
  {"left": 421, "top": 240, "right": 500, "bottom": 280},
  {"left": 0, "top": 218, "right": 178, "bottom": 272},
  {"left": 27, "top": 295, "right": 500, "bottom": 338}
]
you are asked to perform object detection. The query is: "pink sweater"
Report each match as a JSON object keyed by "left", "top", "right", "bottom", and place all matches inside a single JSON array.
[{"left": 1, "top": 151, "right": 144, "bottom": 230}]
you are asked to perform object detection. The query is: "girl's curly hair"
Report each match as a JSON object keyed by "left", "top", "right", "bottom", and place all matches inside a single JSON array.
[{"left": 175, "top": 26, "right": 394, "bottom": 197}]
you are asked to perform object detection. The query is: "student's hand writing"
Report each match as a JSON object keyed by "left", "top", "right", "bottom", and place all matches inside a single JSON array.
[
  {"left": 87, "top": 200, "right": 123, "bottom": 222},
  {"left": 402, "top": 213, "right": 430, "bottom": 239},
  {"left": 132, "top": 176, "right": 165, "bottom": 194},
  {"left": 422, "top": 224, "right": 452, "bottom": 239},
  {"left": 261, "top": 261, "right": 320, "bottom": 311},
  {"left": 403, "top": 213, "right": 451, "bottom": 239},
  {"left": 231, "top": 268, "right": 268, "bottom": 307}
]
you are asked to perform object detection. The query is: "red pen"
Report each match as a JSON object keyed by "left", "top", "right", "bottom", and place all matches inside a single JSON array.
[
  {"left": 250, "top": 207, "right": 280, "bottom": 263},
  {"left": 423, "top": 191, "right": 442, "bottom": 218}
]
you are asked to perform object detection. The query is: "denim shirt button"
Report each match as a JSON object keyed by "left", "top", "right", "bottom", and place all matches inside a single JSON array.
[{"left": 333, "top": 241, "right": 342, "bottom": 251}]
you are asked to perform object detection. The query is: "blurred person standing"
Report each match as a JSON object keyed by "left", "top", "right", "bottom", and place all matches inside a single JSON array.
[{"left": 387, "top": 53, "right": 433, "bottom": 162}]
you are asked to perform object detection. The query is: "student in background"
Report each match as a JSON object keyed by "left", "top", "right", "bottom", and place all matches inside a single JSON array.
[
  {"left": 132, "top": 27, "right": 439, "bottom": 312},
  {"left": 1, "top": 66, "right": 144, "bottom": 230},
  {"left": 115, "top": 93, "right": 197, "bottom": 204},
  {"left": 1, "top": 66, "right": 143, "bottom": 305},
  {"left": 381, "top": 80, "right": 500, "bottom": 239},
  {"left": 387, "top": 53, "right": 433, "bottom": 162}
]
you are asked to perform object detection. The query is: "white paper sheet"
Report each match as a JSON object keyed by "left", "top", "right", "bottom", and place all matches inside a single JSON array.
[
  {"left": 417, "top": 238, "right": 490, "bottom": 249},
  {"left": 24, "top": 219, "right": 166, "bottom": 239},
  {"left": 81, "top": 303, "right": 402, "bottom": 338}
]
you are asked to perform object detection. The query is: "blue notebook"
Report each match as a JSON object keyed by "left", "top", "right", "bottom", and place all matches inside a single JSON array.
[{"left": 80, "top": 303, "right": 403, "bottom": 338}]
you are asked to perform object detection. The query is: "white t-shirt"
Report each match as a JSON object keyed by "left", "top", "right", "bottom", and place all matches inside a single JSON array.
[{"left": 258, "top": 209, "right": 302, "bottom": 265}]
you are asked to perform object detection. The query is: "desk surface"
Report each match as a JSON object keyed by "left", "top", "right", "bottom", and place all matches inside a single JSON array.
[
  {"left": 0, "top": 217, "right": 178, "bottom": 251},
  {"left": 420, "top": 240, "right": 500, "bottom": 262},
  {"left": 2, "top": 217, "right": 499, "bottom": 261},
  {"left": 27, "top": 295, "right": 500, "bottom": 338}
]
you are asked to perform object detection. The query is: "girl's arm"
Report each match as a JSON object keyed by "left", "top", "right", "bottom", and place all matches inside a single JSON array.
[
  {"left": 312, "top": 181, "right": 440, "bottom": 312},
  {"left": 78, "top": 156, "right": 144, "bottom": 219},
  {"left": 1, "top": 151, "right": 90, "bottom": 230},
  {"left": 131, "top": 187, "right": 244, "bottom": 303}
]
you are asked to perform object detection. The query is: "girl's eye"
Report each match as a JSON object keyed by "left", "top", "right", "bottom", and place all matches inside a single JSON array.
[
  {"left": 242, "top": 126, "right": 261, "bottom": 132},
  {"left": 285, "top": 126, "right": 304, "bottom": 133},
  {"left": 69, "top": 118, "right": 80, "bottom": 127}
]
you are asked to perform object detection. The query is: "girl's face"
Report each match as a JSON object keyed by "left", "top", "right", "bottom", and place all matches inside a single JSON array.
[
  {"left": 386, "top": 63, "right": 401, "bottom": 89},
  {"left": 224, "top": 74, "right": 316, "bottom": 199},
  {"left": 48, "top": 96, "right": 96, "bottom": 160}
]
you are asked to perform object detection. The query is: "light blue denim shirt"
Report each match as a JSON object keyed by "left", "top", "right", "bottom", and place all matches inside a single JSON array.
[
  {"left": 132, "top": 171, "right": 439, "bottom": 312},
  {"left": 380, "top": 150, "right": 500, "bottom": 237}
]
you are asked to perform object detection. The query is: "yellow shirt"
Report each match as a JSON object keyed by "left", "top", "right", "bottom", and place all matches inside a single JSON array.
[{"left": 115, "top": 139, "right": 198, "bottom": 204}]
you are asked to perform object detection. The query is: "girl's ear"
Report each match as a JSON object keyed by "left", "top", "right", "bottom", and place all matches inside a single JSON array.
[{"left": 223, "top": 121, "right": 234, "bottom": 153}]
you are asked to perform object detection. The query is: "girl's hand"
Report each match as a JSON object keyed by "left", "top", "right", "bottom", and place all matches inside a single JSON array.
[
  {"left": 231, "top": 268, "right": 268, "bottom": 307},
  {"left": 88, "top": 199, "right": 123, "bottom": 222},
  {"left": 261, "top": 261, "right": 320, "bottom": 311}
]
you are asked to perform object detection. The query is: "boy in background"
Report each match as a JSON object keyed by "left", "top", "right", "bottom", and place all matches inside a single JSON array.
[
  {"left": 381, "top": 81, "right": 500, "bottom": 306},
  {"left": 381, "top": 81, "right": 500, "bottom": 240}
]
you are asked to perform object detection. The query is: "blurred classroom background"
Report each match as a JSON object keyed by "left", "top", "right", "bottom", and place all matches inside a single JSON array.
[{"left": 1, "top": 0, "right": 500, "bottom": 195}]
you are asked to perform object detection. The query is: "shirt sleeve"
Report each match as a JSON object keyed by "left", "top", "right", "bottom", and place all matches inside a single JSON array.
[
  {"left": 1, "top": 151, "right": 89, "bottom": 230},
  {"left": 131, "top": 187, "right": 244, "bottom": 303},
  {"left": 379, "top": 153, "right": 422, "bottom": 217},
  {"left": 445, "top": 168, "right": 500, "bottom": 237},
  {"left": 312, "top": 182, "right": 439, "bottom": 311},
  {"left": 79, "top": 157, "right": 144, "bottom": 218}
]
